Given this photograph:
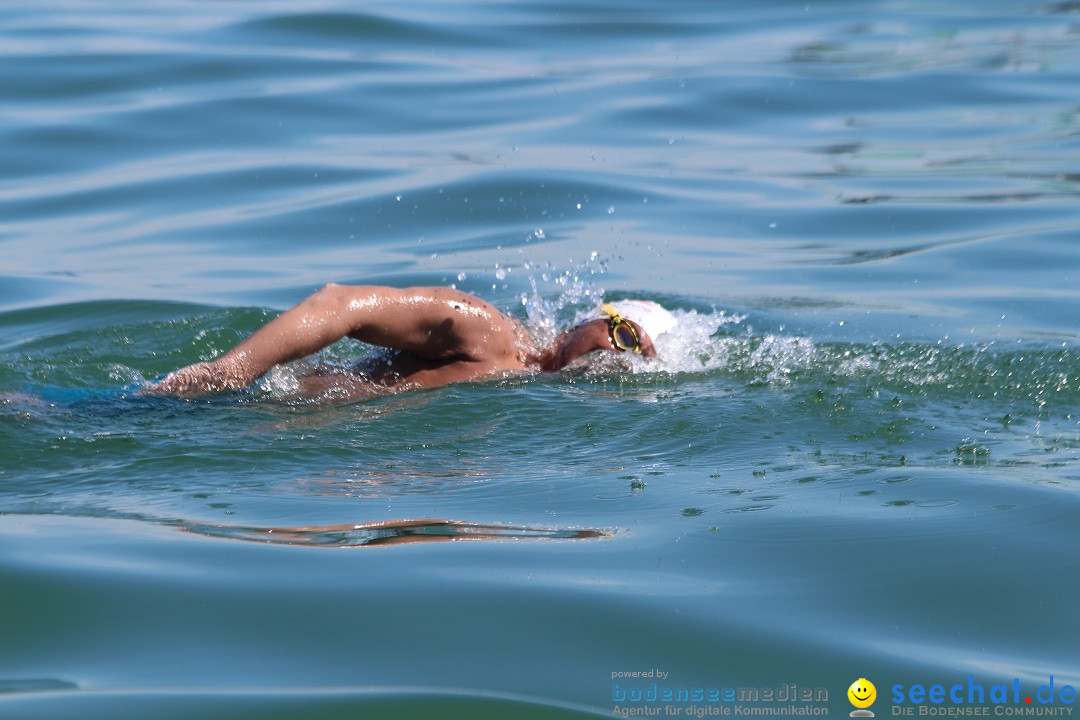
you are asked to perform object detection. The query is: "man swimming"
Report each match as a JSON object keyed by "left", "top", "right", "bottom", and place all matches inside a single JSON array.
[{"left": 149, "top": 284, "right": 675, "bottom": 396}]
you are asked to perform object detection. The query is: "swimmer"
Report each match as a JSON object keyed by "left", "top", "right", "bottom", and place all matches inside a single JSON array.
[{"left": 148, "top": 284, "right": 676, "bottom": 396}]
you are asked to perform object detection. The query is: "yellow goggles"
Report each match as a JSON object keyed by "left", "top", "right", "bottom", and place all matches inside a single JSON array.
[{"left": 601, "top": 304, "right": 642, "bottom": 354}]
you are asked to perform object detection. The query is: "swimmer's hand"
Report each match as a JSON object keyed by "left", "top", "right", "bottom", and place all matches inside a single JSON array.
[{"left": 143, "top": 360, "right": 249, "bottom": 396}]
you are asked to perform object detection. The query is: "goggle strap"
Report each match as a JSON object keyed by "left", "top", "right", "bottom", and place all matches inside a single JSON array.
[{"left": 600, "top": 304, "right": 622, "bottom": 322}]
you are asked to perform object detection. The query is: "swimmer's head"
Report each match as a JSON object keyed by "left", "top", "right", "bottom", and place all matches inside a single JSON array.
[
  {"left": 538, "top": 298, "right": 675, "bottom": 371},
  {"left": 601, "top": 299, "right": 677, "bottom": 348},
  {"left": 597, "top": 299, "right": 676, "bottom": 356}
]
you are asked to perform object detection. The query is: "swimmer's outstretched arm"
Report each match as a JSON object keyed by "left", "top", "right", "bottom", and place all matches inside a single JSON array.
[{"left": 148, "top": 284, "right": 514, "bottom": 395}]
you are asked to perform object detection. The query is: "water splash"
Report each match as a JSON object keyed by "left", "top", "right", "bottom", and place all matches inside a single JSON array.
[
  {"left": 511, "top": 254, "right": 750, "bottom": 376},
  {"left": 519, "top": 254, "right": 611, "bottom": 350},
  {"left": 644, "top": 309, "right": 749, "bottom": 375}
]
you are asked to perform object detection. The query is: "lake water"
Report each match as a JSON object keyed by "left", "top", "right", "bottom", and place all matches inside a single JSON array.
[{"left": 2, "top": 1, "right": 1079, "bottom": 718}]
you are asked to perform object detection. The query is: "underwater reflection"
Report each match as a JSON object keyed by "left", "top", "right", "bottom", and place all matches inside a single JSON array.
[{"left": 178, "top": 518, "right": 608, "bottom": 547}]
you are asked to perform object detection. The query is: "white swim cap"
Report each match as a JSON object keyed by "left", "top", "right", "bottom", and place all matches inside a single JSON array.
[{"left": 603, "top": 299, "right": 677, "bottom": 340}]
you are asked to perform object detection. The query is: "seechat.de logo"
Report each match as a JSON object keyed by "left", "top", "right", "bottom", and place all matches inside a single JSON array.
[{"left": 848, "top": 678, "right": 877, "bottom": 717}]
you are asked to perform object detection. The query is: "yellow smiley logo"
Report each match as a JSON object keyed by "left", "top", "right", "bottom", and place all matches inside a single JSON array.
[{"left": 848, "top": 678, "right": 877, "bottom": 709}]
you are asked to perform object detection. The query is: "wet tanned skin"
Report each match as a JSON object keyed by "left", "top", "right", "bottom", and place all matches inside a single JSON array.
[{"left": 149, "top": 284, "right": 653, "bottom": 396}]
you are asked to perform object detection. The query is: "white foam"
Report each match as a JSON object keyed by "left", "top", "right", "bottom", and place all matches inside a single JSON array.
[
  {"left": 644, "top": 308, "right": 747, "bottom": 374},
  {"left": 522, "top": 296, "right": 749, "bottom": 377}
]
